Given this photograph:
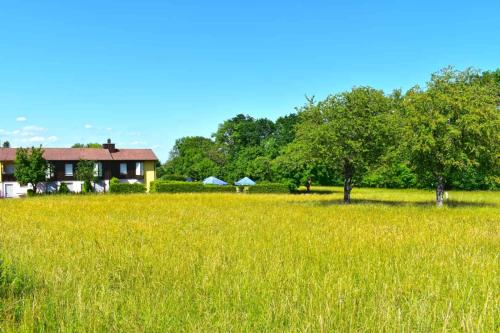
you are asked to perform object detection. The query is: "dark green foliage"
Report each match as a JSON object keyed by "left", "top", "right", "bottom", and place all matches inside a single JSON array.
[
  {"left": 2, "top": 141, "right": 10, "bottom": 148},
  {"left": 361, "top": 163, "right": 417, "bottom": 189},
  {"left": 160, "top": 174, "right": 188, "bottom": 181},
  {"left": 162, "top": 136, "right": 223, "bottom": 180},
  {"left": 151, "top": 181, "right": 291, "bottom": 194},
  {"left": 109, "top": 182, "right": 146, "bottom": 194},
  {"left": 223, "top": 146, "right": 273, "bottom": 182},
  {"left": 160, "top": 113, "right": 301, "bottom": 185},
  {"left": 26, "top": 189, "right": 35, "bottom": 197},
  {"left": 214, "top": 114, "right": 275, "bottom": 158},
  {"left": 272, "top": 113, "right": 299, "bottom": 147},
  {"left": 58, "top": 183, "right": 71, "bottom": 194},
  {"left": 449, "top": 166, "right": 499, "bottom": 190},
  {"left": 151, "top": 181, "right": 235, "bottom": 193},
  {"left": 245, "top": 183, "right": 291, "bottom": 194}
]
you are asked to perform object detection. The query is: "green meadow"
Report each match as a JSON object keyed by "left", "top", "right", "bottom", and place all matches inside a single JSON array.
[{"left": 1, "top": 188, "right": 499, "bottom": 332}]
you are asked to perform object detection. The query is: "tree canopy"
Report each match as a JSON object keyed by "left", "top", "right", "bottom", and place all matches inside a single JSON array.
[
  {"left": 159, "top": 67, "right": 499, "bottom": 204},
  {"left": 75, "top": 160, "right": 97, "bottom": 193},
  {"left": 72, "top": 143, "right": 102, "bottom": 148},
  {"left": 14, "top": 146, "right": 48, "bottom": 194},
  {"left": 292, "top": 87, "right": 393, "bottom": 203},
  {"left": 404, "top": 68, "right": 499, "bottom": 205}
]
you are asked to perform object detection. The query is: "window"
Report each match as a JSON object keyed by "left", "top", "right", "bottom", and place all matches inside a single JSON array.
[
  {"left": 65, "top": 163, "right": 73, "bottom": 176},
  {"left": 135, "top": 162, "right": 144, "bottom": 176},
  {"left": 46, "top": 164, "right": 55, "bottom": 179},
  {"left": 120, "top": 163, "right": 127, "bottom": 176},
  {"left": 3, "top": 164, "right": 14, "bottom": 175},
  {"left": 94, "top": 162, "right": 103, "bottom": 177}
]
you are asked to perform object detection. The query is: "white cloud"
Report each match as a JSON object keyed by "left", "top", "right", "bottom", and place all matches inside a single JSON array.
[
  {"left": 16, "top": 116, "right": 27, "bottom": 122},
  {"left": 106, "top": 127, "right": 112, "bottom": 131},
  {"left": 84, "top": 124, "right": 93, "bottom": 129},
  {"left": 19, "top": 125, "right": 45, "bottom": 136},
  {"left": 1, "top": 125, "right": 59, "bottom": 146},
  {"left": 26, "top": 136, "right": 45, "bottom": 143},
  {"left": 130, "top": 140, "right": 147, "bottom": 146}
]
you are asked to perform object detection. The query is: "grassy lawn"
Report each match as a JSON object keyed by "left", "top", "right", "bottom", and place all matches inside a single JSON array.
[{"left": 1, "top": 188, "right": 499, "bottom": 332}]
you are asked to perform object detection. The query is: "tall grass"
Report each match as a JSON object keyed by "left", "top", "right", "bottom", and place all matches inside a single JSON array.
[{"left": 0, "top": 188, "right": 498, "bottom": 331}]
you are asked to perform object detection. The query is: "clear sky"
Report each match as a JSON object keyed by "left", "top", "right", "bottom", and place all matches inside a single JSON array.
[{"left": 0, "top": 1, "right": 498, "bottom": 161}]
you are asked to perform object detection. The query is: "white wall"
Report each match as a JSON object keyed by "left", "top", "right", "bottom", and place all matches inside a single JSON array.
[{"left": 0, "top": 180, "right": 112, "bottom": 198}]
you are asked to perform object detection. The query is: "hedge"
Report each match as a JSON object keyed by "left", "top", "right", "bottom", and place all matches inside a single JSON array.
[
  {"left": 151, "top": 181, "right": 291, "bottom": 194},
  {"left": 245, "top": 183, "right": 290, "bottom": 194},
  {"left": 151, "top": 181, "right": 236, "bottom": 193},
  {"left": 160, "top": 174, "right": 187, "bottom": 182},
  {"left": 109, "top": 182, "right": 146, "bottom": 194}
]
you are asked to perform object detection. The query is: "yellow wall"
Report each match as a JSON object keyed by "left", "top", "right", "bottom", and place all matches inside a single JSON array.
[{"left": 144, "top": 161, "right": 156, "bottom": 192}]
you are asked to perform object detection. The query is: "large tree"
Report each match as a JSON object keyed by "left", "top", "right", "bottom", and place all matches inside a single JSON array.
[
  {"left": 14, "top": 146, "right": 48, "bottom": 195},
  {"left": 213, "top": 114, "right": 275, "bottom": 158},
  {"left": 293, "top": 88, "right": 393, "bottom": 203},
  {"left": 404, "top": 67, "right": 499, "bottom": 206},
  {"left": 2, "top": 141, "right": 10, "bottom": 148},
  {"left": 163, "top": 136, "right": 223, "bottom": 180}
]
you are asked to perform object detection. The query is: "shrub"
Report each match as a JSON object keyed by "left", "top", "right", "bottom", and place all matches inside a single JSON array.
[
  {"left": 160, "top": 174, "right": 187, "bottom": 182},
  {"left": 151, "top": 181, "right": 292, "bottom": 194},
  {"left": 82, "top": 181, "right": 93, "bottom": 193},
  {"left": 246, "top": 183, "right": 291, "bottom": 194},
  {"left": 26, "top": 189, "right": 35, "bottom": 197},
  {"left": 151, "top": 181, "right": 235, "bottom": 193},
  {"left": 361, "top": 163, "right": 417, "bottom": 189},
  {"left": 58, "top": 183, "right": 71, "bottom": 194},
  {"left": 109, "top": 182, "right": 146, "bottom": 194}
]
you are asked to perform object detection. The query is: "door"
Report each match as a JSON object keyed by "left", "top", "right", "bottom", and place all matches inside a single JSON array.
[{"left": 4, "top": 184, "right": 14, "bottom": 198}]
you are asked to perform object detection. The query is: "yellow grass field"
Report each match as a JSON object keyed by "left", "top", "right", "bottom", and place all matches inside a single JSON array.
[{"left": 1, "top": 188, "right": 499, "bottom": 332}]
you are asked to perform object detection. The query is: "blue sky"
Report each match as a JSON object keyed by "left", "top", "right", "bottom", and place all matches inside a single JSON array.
[{"left": 0, "top": 1, "right": 498, "bottom": 161}]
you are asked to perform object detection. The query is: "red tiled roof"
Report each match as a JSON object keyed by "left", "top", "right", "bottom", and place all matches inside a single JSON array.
[
  {"left": 46, "top": 148, "right": 114, "bottom": 161},
  {"left": 111, "top": 149, "right": 158, "bottom": 161},
  {"left": 0, "top": 148, "right": 158, "bottom": 162},
  {"left": 0, "top": 148, "right": 20, "bottom": 161}
]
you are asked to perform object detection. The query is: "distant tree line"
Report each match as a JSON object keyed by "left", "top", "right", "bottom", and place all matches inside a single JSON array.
[
  {"left": 71, "top": 143, "right": 102, "bottom": 148},
  {"left": 159, "top": 67, "right": 499, "bottom": 205}
]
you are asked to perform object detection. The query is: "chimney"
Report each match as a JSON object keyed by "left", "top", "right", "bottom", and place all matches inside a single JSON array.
[{"left": 103, "top": 139, "right": 117, "bottom": 152}]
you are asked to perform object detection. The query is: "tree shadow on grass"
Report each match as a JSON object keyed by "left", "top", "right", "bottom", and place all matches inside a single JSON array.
[
  {"left": 293, "top": 189, "right": 337, "bottom": 195},
  {"left": 297, "top": 199, "right": 497, "bottom": 208}
]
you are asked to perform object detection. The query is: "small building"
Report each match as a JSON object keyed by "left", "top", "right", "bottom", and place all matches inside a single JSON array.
[{"left": 0, "top": 140, "right": 158, "bottom": 198}]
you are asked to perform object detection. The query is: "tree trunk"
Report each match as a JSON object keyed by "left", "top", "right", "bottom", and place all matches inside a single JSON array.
[
  {"left": 343, "top": 177, "right": 352, "bottom": 204},
  {"left": 436, "top": 176, "right": 445, "bottom": 207},
  {"left": 343, "top": 162, "right": 353, "bottom": 204}
]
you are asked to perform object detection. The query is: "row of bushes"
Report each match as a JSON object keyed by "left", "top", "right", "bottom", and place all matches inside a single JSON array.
[
  {"left": 151, "top": 181, "right": 235, "bottom": 193},
  {"left": 151, "top": 181, "right": 291, "bottom": 194},
  {"left": 245, "top": 183, "right": 290, "bottom": 194},
  {"left": 109, "top": 178, "right": 146, "bottom": 193}
]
